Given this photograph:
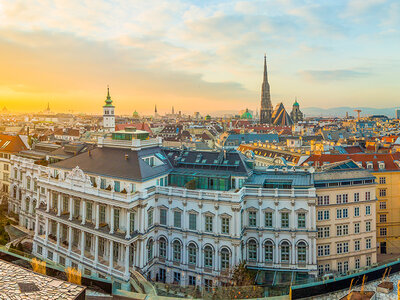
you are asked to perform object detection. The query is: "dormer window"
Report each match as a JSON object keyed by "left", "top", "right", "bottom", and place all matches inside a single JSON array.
[
  {"left": 366, "top": 162, "right": 373, "bottom": 169},
  {"left": 378, "top": 162, "right": 385, "bottom": 170}
]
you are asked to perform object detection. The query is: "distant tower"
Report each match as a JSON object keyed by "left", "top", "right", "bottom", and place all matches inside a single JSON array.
[
  {"left": 154, "top": 104, "right": 158, "bottom": 117},
  {"left": 172, "top": 106, "right": 175, "bottom": 115},
  {"left": 46, "top": 102, "right": 51, "bottom": 112},
  {"left": 260, "top": 54, "right": 273, "bottom": 124},
  {"left": 290, "top": 99, "right": 304, "bottom": 123},
  {"left": 103, "top": 86, "right": 115, "bottom": 132},
  {"left": 396, "top": 109, "right": 400, "bottom": 120}
]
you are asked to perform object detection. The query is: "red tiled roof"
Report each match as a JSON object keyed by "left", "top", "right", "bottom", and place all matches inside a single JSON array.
[
  {"left": 0, "top": 134, "right": 28, "bottom": 153},
  {"left": 342, "top": 145, "right": 364, "bottom": 154},
  {"left": 302, "top": 152, "right": 400, "bottom": 171}
]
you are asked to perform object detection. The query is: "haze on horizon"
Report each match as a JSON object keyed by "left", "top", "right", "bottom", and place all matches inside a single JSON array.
[{"left": 0, "top": 0, "right": 399, "bottom": 115}]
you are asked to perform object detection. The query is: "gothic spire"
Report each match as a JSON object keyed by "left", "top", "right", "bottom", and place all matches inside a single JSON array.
[{"left": 263, "top": 54, "right": 268, "bottom": 83}]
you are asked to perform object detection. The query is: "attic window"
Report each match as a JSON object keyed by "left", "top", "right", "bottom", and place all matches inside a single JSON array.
[
  {"left": 234, "top": 160, "right": 240, "bottom": 165},
  {"left": 213, "top": 159, "right": 218, "bottom": 164},
  {"left": 155, "top": 153, "right": 166, "bottom": 160},
  {"left": 202, "top": 159, "right": 207, "bottom": 164},
  {"left": 223, "top": 160, "right": 229, "bottom": 165}
]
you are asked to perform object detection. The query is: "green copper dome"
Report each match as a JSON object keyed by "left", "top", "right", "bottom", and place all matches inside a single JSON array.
[
  {"left": 240, "top": 108, "right": 253, "bottom": 119},
  {"left": 293, "top": 100, "right": 299, "bottom": 106},
  {"left": 132, "top": 110, "right": 139, "bottom": 117}
]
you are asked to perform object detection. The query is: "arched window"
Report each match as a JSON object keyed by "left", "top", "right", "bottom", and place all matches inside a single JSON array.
[
  {"left": 26, "top": 177, "right": 31, "bottom": 190},
  {"left": 265, "top": 241, "right": 274, "bottom": 262},
  {"left": 32, "top": 200, "right": 37, "bottom": 214},
  {"left": 188, "top": 243, "right": 197, "bottom": 265},
  {"left": 204, "top": 246, "right": 213, "bottom": 268},
  {"left": 281, "top": 241, "right": 290, "bottom": 263},
  {"left": 173, "top": 240, "right": 181, "bottom": 262},
  {"left": 248, "top": 240, "right": 257, "bottom": 261},
  {"left": 298, "top": 242, "right": 307, "bottom": 263},
  {"left": 221, "top": 248, "right": 230, "bottom": 270},
  {"left": 147, "top": 239, "right": 154, "bottom": 262},
  {"left": 159, "top": 238, "right": 167, "bottom": 258}
]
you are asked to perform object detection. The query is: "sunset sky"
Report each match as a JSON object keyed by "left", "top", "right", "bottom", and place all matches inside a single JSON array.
[{"left": 0, "top": 0, "right": 399, "bottom": 115}]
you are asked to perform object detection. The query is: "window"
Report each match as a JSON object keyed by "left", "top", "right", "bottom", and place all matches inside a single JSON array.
[
  {"left": 265, "top": 241, "right": 273, "bottom": 262},
  {"left": 99, "top": 205, "right": 106, "bottom": 224},
  {"left": 204, "top": 279, "right": 212, "bottom": 292},
  {"left": 73, "top": 199, "right": 80, "bottom": 218},
  {"left": 265, "top": 212, "right": 273, "bottom": 227},
  {"left": 343, "top": 242, "right": 349, "bottom": 253},
  {"left": 354, "top": 207, "right": 360, "bottom": 217},
  {"left": 174, "top": 272, "right": 181, "bottom": 284},
  {"left": 205, "top": 215, "right": 213, "bottom": 232},
  {"left": 248, "top": 240, "right": 257, "bottom": 261},
  {"left": 355, "top": 223, "right": 360, "bottom": 234},
  {"left": 297, "top": 242, "right": 306, "bottom": 263},
  {"left": 189, "top": 213, "right": 197, "bottom": 230},
  {"left": 130, "top": 212, "right": 135, "bottom": 234},
  {"left": 189, "top": 276, "right": 196, "bottom": 286},
  {"left": 337, "top": 243, "right": 343, "bottom": 254},
  {"left": 159, "top": 238, "right": 167, "bottom": 258},
  {"left": 379, "top": 189, "right": 387, "bottom": 197},
  {"left": 380, "top": 228, "right": 387, "bottom": 236},
  {"left": 337, "top": 225, "right": 343, "bottom": 236},
  {"left": 204, "top": 246, "right": 213, "bottom": 268},
  {"left": 366, "top": 221, "right": 371, "bottom": 232},
  {"left": 337, "top": 208, "right": 348, "bottom": 219},
  {"left": 188, "top": 243, "right": 197, "bottom": 265},
  {"left": 366, "top": 206, "right": 371, "bottom": 216},
  {"left": 366, "top": 238, "right": 371, "bottom": 249},
  {"left": 365, "top": 192, "right": 371, "bottom": 201},
  {"left": 114, "top": 181, "right": 120, "bottom": 192},
  {"left": 317, "top": 245, "right": 324, "bottom": 257},
  {"left": 62, "top": 197, "right": 68, "bottom": 213},
  {"left": 343, "top": 224, "right": 348, "bottom": 235},
  {"left": 160, "top": 208, "right": 167, "bottom": 225},
  {"left": 298, "top": 213, "right": 306, "bottom": 228},
  {"left": 355, "top": 240, "right": 360, "bottom": 251},
  {"left": 379, "top": 202, "right": 387, "bottom": 210},
  {"left": 336, "top": 194, "right": 342, "bottom": 204},
  {"left": 344, "top": 261, "right": 349, "bottom": 273},
  {"left": 86, "top": 202, "right": 92, "bottom": 222},
  {"left": 249, "top": 211, "right": 257, "bottom": 227},
  {"left": 325, "top": 264, "right": 330, "bottom": 273},
  {"left": 366, "top": 256, "right": 371, "bottom": 266},
  {"left": 317, "top": 226, "right": 330, "bottom": 238},
  {"left": 173, "top": 240, "right": 181, "bottom": 262},
  {"left": 343, "top": 194, "right": 348, "bottom": 203},
  {"left": 354, "top": 193, "right": 359, "bottom": 202},
  {"left": 148, "top": 210, "right": 153, "bottom": 227},
  {"left": 317, "top": 195, "right": 330, "bottom": 205},
  {"left": 221, "top": 248, "right": 230, "bottom": 270},
  {"left": 114, "top": 209, "right": 120, "bottom": 231},
  {"left": 281, "top": 212, "right": 289, "bottom": 228},
  {"left": 355, "top": 258, "right": 360, "bottom": 269},
  {"left": 318, "top": 265, "right": 323, "bottom": 275},
  {"left": 174, "top": 211, "right": 181, "bottom": 228},
  {"left": 281, "top": 242, "right": 290, "bottom": 262},
  {"left": 379, "top": 177, "right": 386, "bottom": 184},
  {"left": 221, "top": 217, "right": 230, "bottom": 234}
]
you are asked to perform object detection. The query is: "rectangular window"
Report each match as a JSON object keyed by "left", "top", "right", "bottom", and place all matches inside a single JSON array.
[
  {"left": 114, "top": 181, "right": 120, "bottom": 192},
  {"left": 379, "top": 177, "right": 386, "bottom": 184},
  {"left": 174, "top": 211, "right": 181, "bottom": 228},
  {"left": 114, "top": 209, "right": 120, "bottom": 231},
  {"left": 148, "top": 210, "right": 153, "bottom": 227},
  {"left": 221, "top": 217, "right": 230, "bottom": 234},
  {"left": 337, "top": 243, "right": 343, "bottom": 254},
  {"left": 365, "top": 192, "right": 371, "bottom": 201},
  {"left": 130, "top": 212, "right": 135, "bottom": 234},
  {"left": 337, "top": 209, "right": 342, "bottom": 219},
  {"left": 355, "top": 258, "right": 360, "bottom": 269},
  {"left": 298, "top": 213, "right": 306, "bottom": 228},
  {"left": 62, "top": 197, "right": 69, "bottom": 213},
  {"left": 324, "top": 195, "right": 330, "bottom": 205},
  {"left": 354, "top": 193, "right": 359, "bottom": 202},
  {"left": 379, "top": 202, "right": 387, "bottom": 210},
  {"left": 355, "top": 240, "right": 360, "bottom": 251},
  {"left": 249, "top": 211, "right": 257, "bottom": 227},
  {"left": 265, "top": 212, "right": 273, "bottom": 227},
  {"left": 189, "top": 213, "right": 197, "bottom": 230},
  {"left": 380, "top": 228, "right": 387, "bottom": 236},
  {"left": 324, "top": 210, "right": 329, "bottom": 220},
  {"left": 74, "top": 199, "right": 80, "bottom": 218},
  {"left": 342, "top": 194, "right": 348, "bottom": 203},
  {"left": 366, "top": 206, "right": 371, "bottom": 215},
  {"left": 99, "top": 205, "right": 106, "bottom": 224},
  {"left": 281, "top": 212, "right": 289, "bottom": 228},
  {"left": 366, "top": 238, "right": 371, "bottom": 249},
  {"left": 343, "top": 242, "right": 349, "bottom": 253},
  {"left": 337, "top": 225, "right": 343, "bottom": 236},
  {"left": 343, "top": 224, "right": 348, "bottom": 235},
  {"left": 343, "top": 208, "right": 348, "bottom": 218},
  {"left": 366, "top": 256, "right": 371, "bottom": 266},
  {"left": 336, "top": 194, "right": 342, "bottom": 204},
  {"left": 100, "top": 178, "right": 106, "bottom": 189},
  {"left": 380, "top": 214, "right": 387, "bottom": 223},
  {"left": 366, "top": 221, "right": 371, "bottom": 232},
  {"left": 337, "top": 262, "right": 343, "bottom": 274},
  {"left": 205, "top": 215, "right": 213, "bottom": 232},
  {"left": 86, "top": 202, "right": 92, "bottom": 222},
  {"left": 317, "top": 211, "right": 323, "bottom": 221},
  {"left": 160, "top": 208, "right": 167, "bottom": 225},
  {"left": 324, "top": 245, "right": 330, "bottom": 256},
  {"left": 379, "top": 189, "right": 387, "bottom": 197},
  {"left": 355, "top": 223, "right": 360, "bottom": 234},
  {"left": 354, "top": 207, "right": 360, "bottom": 217}
]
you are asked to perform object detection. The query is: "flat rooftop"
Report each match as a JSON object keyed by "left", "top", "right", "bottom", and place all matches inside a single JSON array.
[{"left": 0, "top": 259, "right": 85, "bottom": 299}]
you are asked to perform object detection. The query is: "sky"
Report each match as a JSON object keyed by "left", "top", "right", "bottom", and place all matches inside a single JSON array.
[{"left": 0, "top": 0, "right": 399, "bottom": 115}]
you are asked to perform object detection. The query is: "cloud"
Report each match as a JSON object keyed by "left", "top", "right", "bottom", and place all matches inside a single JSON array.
[{"left": 299, "top": 69, "right": 371, "bottom": 82}]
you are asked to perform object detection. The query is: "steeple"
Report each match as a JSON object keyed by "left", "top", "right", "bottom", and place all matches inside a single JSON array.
[
  {"left": 155, "top": 104, "right": 157, "bottom": 114},
  {"left": 46, "top": 102, "right": 50, "bottom": 112},
  {"left": 104, "top": 85, "right": 113, "bottom": 106},
  {"left": 260, "top": 54, "right": 273, "bottom": 124}
]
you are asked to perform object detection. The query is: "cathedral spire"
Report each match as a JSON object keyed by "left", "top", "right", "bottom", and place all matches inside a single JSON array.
[
  {"left": 260, "top": 54, "right": 273, "bottom": 124},
  {"left": 263, "top": 54, "right": 268, "bottom": 83}
]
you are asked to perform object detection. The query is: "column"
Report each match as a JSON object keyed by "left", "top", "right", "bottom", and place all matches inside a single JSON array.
[
  {"left": 110, "top": 206, "right": 114, "bottom": 234},
  {"left": 45, "top": 219, "right": 49, "bottom": 243},
  {"left": 57, "top": 193, "right": 61, "bottom": 216},
  {"left": 312, "top": 237, "right": 317, "bottom": 265},
  {"left": 109, "top": 241, "right": 114, "bottom": 270},
  {"left": 56, "top": 222, "right": 60, "bottom": 247},
  {"left": 69, "top": 197, "right": 73, "bottom": 221},
  {"left": 80, "top": 231, "right": 85, "bottom": 258},
  {"left": 291, "top": 237, "right": 296, "bottom": 265},
  {"left": 81, "top": 200, "right": 86, "bottom": 225},
  {"left": 125, "top": 245, "right": 130, "bottom": 276},
  {"left": 68, "top": 227, "right": 72, "bottom": 252},
  {"left": 95, "top": 203, "right": 100, "bottom": 229},
  {"left": 274, "top": 236, "right": 279, "bottom": 265},
  {"left": 94, "top": 235, "right": 99, "bottom": 265},
  {"left": 35, "top": 214, "right": 39, "bottom": 236},
  {"left": 46, "top": 191, "right": 50, "bottom": 212},
  {"left": 126, "top": 211, "right": 131, "bottom": 239}
]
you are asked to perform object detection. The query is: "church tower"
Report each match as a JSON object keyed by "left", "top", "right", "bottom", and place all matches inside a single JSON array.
[
  {"left": 103, "top": 86, "right": 115, "bottom": 132},
  {"left": 290, "top": 99, "right": 304, "bottom": 123},
  {"left": 260, "top": 55, "right": 273, "bottom": 124}
]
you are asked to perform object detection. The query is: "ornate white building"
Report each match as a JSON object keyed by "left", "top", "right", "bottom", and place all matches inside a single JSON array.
[{"left": 9, "top": 131, "right": 318, "bottom": 290}]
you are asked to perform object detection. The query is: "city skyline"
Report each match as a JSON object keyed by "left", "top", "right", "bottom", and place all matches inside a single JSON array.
[{"left": 0, "top": 0, "right": 399, "bottom": 114}]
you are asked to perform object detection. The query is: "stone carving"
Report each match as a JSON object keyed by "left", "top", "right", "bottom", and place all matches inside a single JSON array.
[{"left": 65, "top": 166, "right": 91, "bottom": 185}]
